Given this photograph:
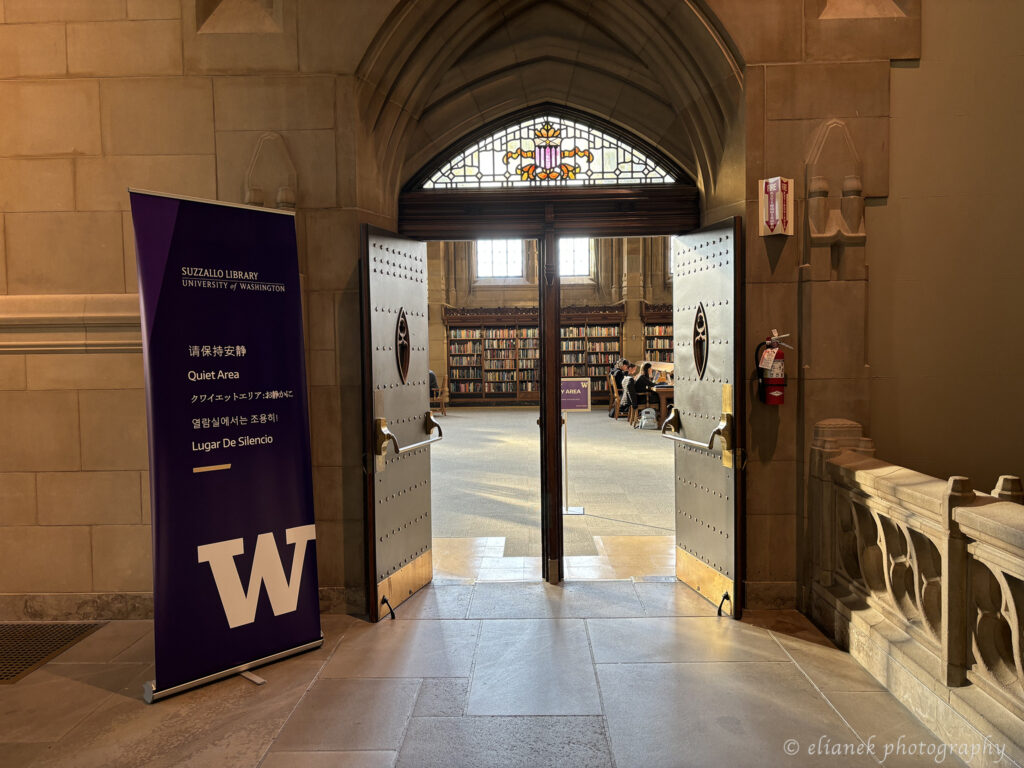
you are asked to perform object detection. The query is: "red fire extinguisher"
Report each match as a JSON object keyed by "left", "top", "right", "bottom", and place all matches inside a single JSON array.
[{"left": 755, "top": 331, "right": 791, "bottom": 405}]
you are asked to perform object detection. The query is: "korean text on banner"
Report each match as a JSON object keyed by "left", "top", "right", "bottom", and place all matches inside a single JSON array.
[{"left": 130, "top": 191, "right": 321, "bottom": 701}]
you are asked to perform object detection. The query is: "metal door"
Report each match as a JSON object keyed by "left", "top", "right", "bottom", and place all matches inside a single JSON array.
[
  {"left": 360, "top": 226, "right": 442, "bottom": 621},
  {"left": 661, "top": 218, "right": 745, "bottom": 617}
]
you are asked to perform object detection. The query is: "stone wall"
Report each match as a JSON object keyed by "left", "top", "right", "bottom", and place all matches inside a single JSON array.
[
  {"left": 0, "top": 0, "right": 398, "bottom": 617},
  {"left": 867, "top": 0, "right": 1024, "bottom": 491},
  {"left": 0, "top": 0, "right": 927, "bottom": 616}
]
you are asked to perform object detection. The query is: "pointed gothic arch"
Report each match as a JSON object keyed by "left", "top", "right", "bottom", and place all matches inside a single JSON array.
[{"left": 357, "top": 0, "right": 745, "bottom": 214}]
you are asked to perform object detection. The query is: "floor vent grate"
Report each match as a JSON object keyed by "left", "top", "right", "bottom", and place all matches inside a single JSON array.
[{"left": 0, "top": 623, "right": 104, "bottom": 683}]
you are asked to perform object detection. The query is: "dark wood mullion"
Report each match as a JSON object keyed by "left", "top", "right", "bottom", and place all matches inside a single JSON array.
[
  {"left": 538, "top": 219, "right": 563, "bottom": 584},
  {"left": 399, "top": 184, "right": 699, "bottom": 241}
]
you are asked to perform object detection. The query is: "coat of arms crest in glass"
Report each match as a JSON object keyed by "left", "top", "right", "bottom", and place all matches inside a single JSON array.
[{"left": 422, "top": 114, "right": 674, "bottom": 189}]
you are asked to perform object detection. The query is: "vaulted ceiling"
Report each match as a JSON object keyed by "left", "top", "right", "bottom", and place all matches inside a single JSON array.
[{"left": 355, "top": 0, "right": 744, "bottom": 201}]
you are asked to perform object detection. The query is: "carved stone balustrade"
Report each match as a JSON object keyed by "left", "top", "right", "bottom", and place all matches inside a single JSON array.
[{"left": 808, "top": 419, "right": 1024, "bottom": 768}]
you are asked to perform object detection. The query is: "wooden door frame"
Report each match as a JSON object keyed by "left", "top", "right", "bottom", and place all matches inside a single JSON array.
[
  {"left": 538, "top": 224, "right": 562, "bottom": 583},
  {"left": 395, "top": 183, "right": 702, "bottom": 586}
]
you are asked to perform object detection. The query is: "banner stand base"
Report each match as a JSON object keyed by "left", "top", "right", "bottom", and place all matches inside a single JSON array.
[{"left": 143, "top": 634, "right": 323, "bottom": 704}]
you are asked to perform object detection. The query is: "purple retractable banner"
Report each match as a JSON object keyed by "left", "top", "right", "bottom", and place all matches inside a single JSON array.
[{"left": 130, "top": 190, "right": 321, "bottom": 703}]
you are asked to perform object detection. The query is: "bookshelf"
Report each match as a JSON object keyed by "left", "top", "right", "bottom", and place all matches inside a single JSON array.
[
  {"left": 482, "top": 328, "right": 517, "bottom": 396},
  {"left": 448, "top": 328, "right": 482, "bottom": 395},
  {"left": 585, "top": 324, "right": 620, "bottom": 398},
  {"left": 518, "top": 327, "right": 539, "bottom": 395},
  {"left": 642, "top": 304, "right": 674, "bottom": 364},
  {"left": 443, "top": 307, "right": 624, "bottom": 405}
]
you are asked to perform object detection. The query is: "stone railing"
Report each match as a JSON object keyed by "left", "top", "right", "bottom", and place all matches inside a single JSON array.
[{"left": 808, "top": 419, "right": 1024, "bottom": 768}]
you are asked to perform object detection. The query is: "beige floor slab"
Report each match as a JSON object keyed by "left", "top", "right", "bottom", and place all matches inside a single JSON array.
[
  {"left": 632, "top": 582, "right": 719, "bottom": 617},
  {"left": 824, "top": 691, "right": 967, "bottom": 767},
  {"left": 0, "top": 743, "right": 50, "bottom": 766},
  {"left": 392, "top": 585, "right": 474, "bottom": 620},
  {"left": 467, "top": 581, "right": 646, "bottom": 619},
  {"left": 322, "top": 619, "right": 479, "bottom": 679},
  {"left": 270, "top": 678, "right": 420, "bottom": 753},
  {"left": 467, "top": 619, "right": 601, "bottom": 716},
  {"left": 0, "top": 668, "right": 114, "bottom": 742},
  {"left": 598, "top": 661, "right": 879, "bottom": 768},
  {"left": 775, "top": 632, "right": 887, "bottom": 693},
  {"left": 50, "top": 621, "right": 148, "bottom": 663},
  {"left": 27, "top": 656, "right": 327, "bottom": 768},
  {"left": 109, "top": 630, "right": 153, "bottom": 663},
  {"left": 0, "top": 582, "right": 951, "bottom": 767},
  {"left": 412, "top": 677, "right": 469, "bottom": 717},
  {"left": 261, "top": 752, "right": 397, "bottom": 768},
  {"left": 587, "top": 616, "right": 789, "bottom": 664},
  {"left": 396, "top": 716, "right": 613, "bottom": 768}
]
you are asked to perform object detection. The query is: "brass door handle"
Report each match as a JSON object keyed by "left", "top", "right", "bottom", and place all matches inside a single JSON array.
[
  {"left": 375, "top": 411, "right": 443, "bottom": 467},
  {"left": 661, "top": 406, "right": 733, "bottom": 452}
]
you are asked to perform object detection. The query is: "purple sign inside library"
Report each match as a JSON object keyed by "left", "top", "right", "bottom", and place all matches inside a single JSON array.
[
  {"left": 560, "top": 377, "right": 592, "bottom": 412},
  {"left": 130, "top": 191, "right": 320, "bottom": 701}
]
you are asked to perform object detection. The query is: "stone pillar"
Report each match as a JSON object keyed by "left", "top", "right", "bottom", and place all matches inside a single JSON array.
[
  {"left": 621, "top": 237, "right": 644, "bottom": 363},
  {"left": 807, "top": 419, "right": 874, "bottom": 607},
  {"left": 426, "top": 241, "right": 447, "bottom": 388},
  {"left": 797, "top": 119, "right": 872, "bottom": 614},
  {"left": 942, "top": 475, "right": 974, "bottom": 688}
]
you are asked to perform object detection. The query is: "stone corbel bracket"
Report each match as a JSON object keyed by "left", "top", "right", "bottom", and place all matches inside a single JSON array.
[
  {"left": 806, "top": 118, "right": 867, "bottom": 248},
  {"left": 0, "top": 294, "right": 142, "bottom": 354},
  {"left": 244, "top": 131, "right": 298, "bottom": 209}
]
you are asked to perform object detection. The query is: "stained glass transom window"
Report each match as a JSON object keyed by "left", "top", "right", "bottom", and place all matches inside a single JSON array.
[{"left": 423, "top": 115, "right": 674, "bottom": 189}]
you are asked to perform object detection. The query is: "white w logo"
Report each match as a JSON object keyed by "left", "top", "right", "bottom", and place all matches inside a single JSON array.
[{"left": 197, "top": 524, "right": 317, "bottom": 629}]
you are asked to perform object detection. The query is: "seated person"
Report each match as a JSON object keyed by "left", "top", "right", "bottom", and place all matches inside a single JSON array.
[
  {"left": 634, "top": 362, "right": 655, "bottom": 406},
  {"left": 619, "top": 364, "right": 639, "bottom": 414},
  {"left": 429, "top": 369, "right": 439, "bottom": 397},
  {"left": 610, "top": 358, "right": 630, "bottom": 389}
]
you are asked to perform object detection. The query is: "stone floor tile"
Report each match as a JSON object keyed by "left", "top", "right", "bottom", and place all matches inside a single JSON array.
[
  {"left": 51, "top": 620, "right": 149, "bottom": 663},
  {"left": 775, "top": 633, "right": 887, "bottom": 693},
  {"left": 467, "top": 581, "right": 645, "bottom": 619},
  {"left": 588, "top": 616, "right": 788, "bottom": 663},
  {"left": 632, "top": 582, "right": 718, "bottom": 616},
  {"left": 302, "top": 612, "right": 363, "bottom": 661},
  {"left": 0, "top": 743, "right": 50, "bottom": 765},
  {"left": 475, "top": 567, "right": 526, "bottom": 581},
  {"left": 0, "top": 668, "right": 115, "bottom": 742},
  {"left": 271, "top": 678, "right": 420, "bottom": 753},
  {"left": 322, "top": 619, "right": 479, "bottom": 678},
  {"left": 395, "top": 716, "right": 613, "bottom": 768},
  {"left": 261, "top": 752, "right": 397, "bottom": 768},
  {"left": 564, "top": 564, "right": 619, "bottom": 579},
  {"left": 598, "top": 662, "right": 875, "bottom": 768},
  {"left": 393, "top": 585, "right": 474, "bottom": 620},
  {"left": 109, "top": 630, "right": 153, "bottom": 663},
  {"left": 743, "top": 609, "right": 833, "bottom": 644},
  {"left": 431, "top": 408, "right": 673, "bottom": 552},
  {"left": 467, "top": 619, "right": 601, "bottom": 716},
  {"left": 413, "top": 677, "right": 469, "bottom": 716},
  {"left": 29, "top": 661, "right": 153, "bottom": 698},
  {"left": 824, "top": 691, "right": 967, "bottom": 767},
  {"left": 26, "top": 658, "right": 326, "bottom": 768}
]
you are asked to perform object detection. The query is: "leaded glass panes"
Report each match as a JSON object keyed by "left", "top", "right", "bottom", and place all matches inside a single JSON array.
[
  {"left": 476, "top": 240, "right": 524, "bottom": 278},
  {"left": 559, "top": 238, "right": 591, "bottom": 277},
  {"left": 423, "top": 115, "right": 674, "bottom": 189}
]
